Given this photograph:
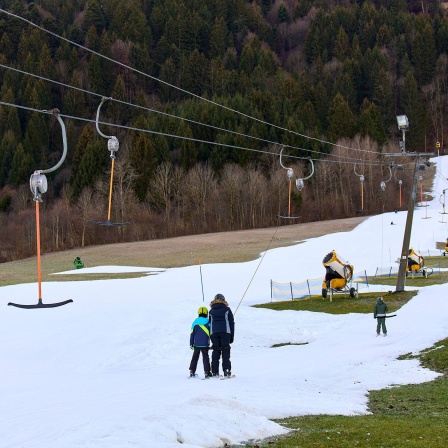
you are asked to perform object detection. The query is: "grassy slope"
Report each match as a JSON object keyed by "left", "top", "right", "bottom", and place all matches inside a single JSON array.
[
  {"left": 0, "top": 217, "right": 365, "bottom": 287},
  {"left": 248, "top": 291, "right": 448, "bottom": 448}
]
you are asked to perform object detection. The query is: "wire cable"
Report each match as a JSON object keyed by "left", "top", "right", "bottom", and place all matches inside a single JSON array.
[
  {"left": 0, "top": 99, "right": 389, "bottom": 168},
  {"left": 0, "top": 62, "right": 371, "bottom": 164},
  {"left": 0, "top": 8, "right": 381, "bottom": 156},
  {"left": 234, "top": 219, "right": 281, "bottom": 315}
]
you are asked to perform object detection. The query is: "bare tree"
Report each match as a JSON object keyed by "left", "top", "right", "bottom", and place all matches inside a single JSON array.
[
  {"left": 219, "top": 164, "right": 245, "bottom": 230},
  {"left": 75, "top": 187, "right": 98, "bottom": 247},
  {"left": 183, "top": 163, "right": 217, "bottom": 232},
  {"left": 246, "top": 166, "right": 268, "bottom": 228}
]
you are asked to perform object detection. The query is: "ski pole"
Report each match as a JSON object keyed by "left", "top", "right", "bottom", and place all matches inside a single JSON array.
[{"left": 199, "top": 259, "right": 205, "bottom": 302}]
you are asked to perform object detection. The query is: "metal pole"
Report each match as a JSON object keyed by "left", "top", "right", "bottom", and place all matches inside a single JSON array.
[
  {"left": 396, "top": 158, "right": 419, "bottom": 292},
  {"left": 36, "top": 200, "right": 42, "bottom": 304},
  {"left": 199, "top": 260, "right": 205, "bottom": 302}
]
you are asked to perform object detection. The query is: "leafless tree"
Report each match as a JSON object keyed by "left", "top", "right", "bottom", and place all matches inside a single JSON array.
[
  {"left": 183, "top": 163, "right": 217, "bottom": 232},
  {"left": 74, "top": 187, "right": 98, "bottom": 247},
  {"left": 219, "top": 164, "right": 245, "bottom": 230},
  {"left": 246, "top": 166, "right": 269, "bottom": 228}
]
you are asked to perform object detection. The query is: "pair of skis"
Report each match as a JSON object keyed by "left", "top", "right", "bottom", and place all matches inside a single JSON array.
[{"left": 189, "top": 374, "right": 236, "bottom": 380}]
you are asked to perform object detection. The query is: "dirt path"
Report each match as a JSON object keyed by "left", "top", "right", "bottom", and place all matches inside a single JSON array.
[{"left": 0, "top": 216, "right": 367, "bottom": 287}]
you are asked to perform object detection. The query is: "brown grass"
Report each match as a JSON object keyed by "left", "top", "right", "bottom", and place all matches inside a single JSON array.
[{"left": 0, "top": 217, "right": 367, "bottom": 287}]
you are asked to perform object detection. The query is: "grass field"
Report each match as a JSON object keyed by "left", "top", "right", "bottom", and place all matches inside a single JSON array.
[
  {"left": 367, "top": 256, "right": 448, "bottom": 288},
  {"left": 254, "top": 291, "right": 415, "bottom": 315},
  {"left": 0, "top": 217, "right": 366, "bottom": 287},
  {"left": 245, "top": 291, "right": 448, "bottom": 448}
]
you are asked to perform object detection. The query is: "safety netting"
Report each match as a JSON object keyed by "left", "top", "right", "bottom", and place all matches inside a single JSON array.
[{"left": 270, "top": 271, "right": 369, "bottom": 301}]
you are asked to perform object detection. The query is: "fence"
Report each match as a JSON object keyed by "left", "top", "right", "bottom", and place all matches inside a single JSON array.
[
  {"left": 271, "top": 270, "right": 369, "bottom": 301},
  {"left": 375, "top": 263, "right": 441, "bottom": 278}
]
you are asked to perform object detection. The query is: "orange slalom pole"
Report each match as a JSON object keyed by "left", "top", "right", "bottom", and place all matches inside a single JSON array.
[
  {"left": 36, "top": 201, "right": 42, "bottom": 302},
  {"left": 361, "top": 183, "right": 364, "bottom": 210},
  {"left": 107, "top": 158, "right": 115, "bottom": 221},
  {"left": 288, "top": 179, "right": 292, "bottom": 217},
  {"left": 399, "top": 186, "right": 402, "bottom": 208}
]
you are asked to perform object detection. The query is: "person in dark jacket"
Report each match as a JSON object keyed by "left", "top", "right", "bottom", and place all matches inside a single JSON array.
[
  {"left": 209, "top": 293, "right": 235, "bottom": 377},
  {"left": 374, "top": 296, "right": 388, "bottom": 336},
  {"left": 189, "top": 306, "right": 212, "bottom": 378}
]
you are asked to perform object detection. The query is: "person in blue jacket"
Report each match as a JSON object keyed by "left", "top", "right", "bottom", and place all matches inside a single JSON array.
[
  {"left": 189, "top": 306, "right": 212, "bottom": 378},
  {"left": 209, "top": 293, "right": 235, "bottom": 377}
]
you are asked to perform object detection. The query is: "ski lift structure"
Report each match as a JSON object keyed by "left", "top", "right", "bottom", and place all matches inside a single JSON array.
[
  {"left": 8, "top": 110, "right": 73, "bottom": 309},
  {"left": 321, "top": 250, "right": 357, "bottom": 301},
  {"left": 421, "top": 192, "right": 431, "bottom": 220},
  {"left": 419, "top": 175, "right": 424, "bottom": 204},
  {"left": 394, "top": 164, "right": 404, "bottom": 209},
  {"left": 90, "top": 97, "right": 129, "bottom": 227},
  {"left": 380, "top": 163, "right": 393, "bottom": 193},
  {"left": 354, "top": 161, "right": 368, "bottom": 213},
  {"left": 278, "top": 147, "right": 314, "bottom": 219},
  {"left": 439, "top": 189, "right": 448, "bottom": 223},
  {"left": 406, "top": 248, "right": 432, "bottom": 278}
]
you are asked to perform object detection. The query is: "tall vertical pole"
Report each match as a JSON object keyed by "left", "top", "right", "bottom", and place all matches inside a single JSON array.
[
  {"left": 107, "top": 157, "right": 115, "bottom": 221},
  {"left": 288, "top": 179, "right": 292, "bottom": 217},
  {"left": 36, "top": 200, "right": 43, "bottom": 303},
  {"left": 396, "top": 158, "right": 419, "bottom": 292},
  {"left": 199, "top": 259, "right": 205, "bottom": 302},
  {"left": 361, "top": 182, "right": 364, "bottom": 210}
]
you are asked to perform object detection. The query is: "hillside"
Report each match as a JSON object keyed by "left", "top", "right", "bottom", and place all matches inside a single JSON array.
[
  {"left": 0, "top": 0, "right": 446, "bottom": 259},
  {"left": 0, "top": 215, "right": 366, "bottom": 287}
]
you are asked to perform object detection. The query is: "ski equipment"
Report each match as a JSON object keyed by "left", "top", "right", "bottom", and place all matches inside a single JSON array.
[
  {"left": 220, "top": 375, "right": 236, "bottom": 380},
  {"left": 90, "top": 97, "right": 129, "bottom": 227},
  {"left": 8, "top": 111, "right": 73, "bottom": 309}
]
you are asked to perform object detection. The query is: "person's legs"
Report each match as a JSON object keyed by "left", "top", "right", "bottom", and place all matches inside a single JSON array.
[
  {"left": 380, "top": 318, "right": 387, "bottom": 335},
  {"left": 200, "top": 347, "right": 211, "bottom": 374},
  {"left": 220, "top": 334, "right": 232, "bottom": 372},
  {"left": 211, "top": 334, "right": 221, "bottom": 375},
  {"left": 376, "top": 319, "right": 381, "bottom": 335},
  {"left": 189, "top": 347, "right": 200, "bottom": 373}
]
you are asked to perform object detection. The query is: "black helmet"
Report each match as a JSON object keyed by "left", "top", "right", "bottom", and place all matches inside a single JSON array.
[{"left": 214, "top": 293, "right": 225, "bottom": 301}]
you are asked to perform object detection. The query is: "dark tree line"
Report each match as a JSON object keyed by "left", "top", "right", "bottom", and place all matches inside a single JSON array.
[{"left": 0, "top": 0, "right": 445, "bottom": 261}]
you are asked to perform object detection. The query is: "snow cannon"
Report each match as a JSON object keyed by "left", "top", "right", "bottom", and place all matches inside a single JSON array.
[
  {"left": 443, "top": 238, "right": 448, "bottom": 256},
  {"left": 406, "top": 248, "right": 428, "bottom": 277},
  {"left": 406, "top": 248, "right": 424, "bottom": 272},
  {"left": 322, "top": 251, "right": 356, "bottom": 300}
]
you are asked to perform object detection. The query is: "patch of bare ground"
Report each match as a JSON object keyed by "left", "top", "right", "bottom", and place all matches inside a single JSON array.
[{"left": 0, "top": 216, "right": 367, "bottom": 287}]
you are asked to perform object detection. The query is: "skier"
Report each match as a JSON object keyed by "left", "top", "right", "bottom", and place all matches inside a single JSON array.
[
  {"left": 189, "top": 306, "right": 212, "bottom": 378},
  {"left": 209, "top": 293, "right": 235, "bottom": 377},
  {"left": 374, "top": 296, "right": 388, "bottom": 336}
]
